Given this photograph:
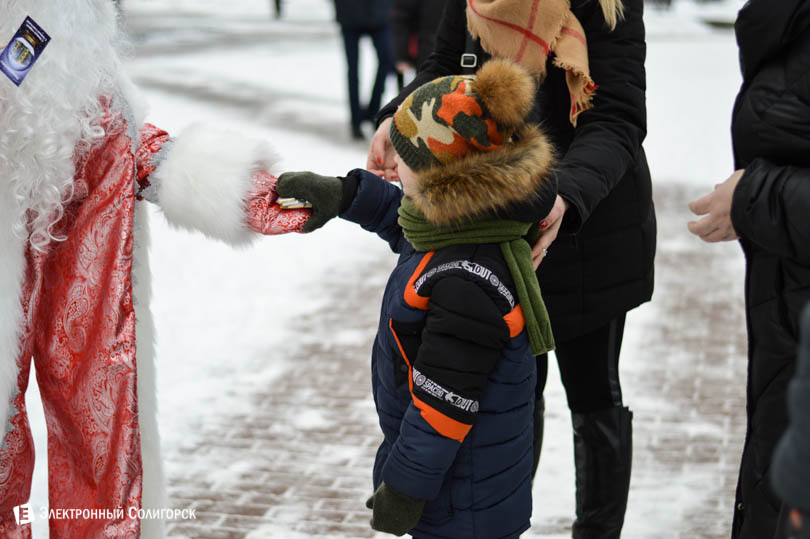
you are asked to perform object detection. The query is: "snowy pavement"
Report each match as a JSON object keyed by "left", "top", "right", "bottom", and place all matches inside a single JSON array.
[{"left": 25, "top": 1, "right": 752, "bottom": 537}]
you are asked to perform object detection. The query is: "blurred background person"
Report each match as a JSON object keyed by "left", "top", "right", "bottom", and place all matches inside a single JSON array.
[
  {"left": 390, "top": 0, "right": 450, "bottom": 89},
  {"left": 688, "top": 0, "right": 810, "bottom": 536},
  {"left": 771, "top": 303, "right": 810, "bottom": 539},
  {"left": 334, "top": 0, "right": 395, "bottom": 140},
  {"left": 272, "top": 0, "right": 282, "bottom": 19}
]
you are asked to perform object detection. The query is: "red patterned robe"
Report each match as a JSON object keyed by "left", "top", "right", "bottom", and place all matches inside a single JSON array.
[{"left": 0, "top": 105, "right": 308, "bottom": 538}]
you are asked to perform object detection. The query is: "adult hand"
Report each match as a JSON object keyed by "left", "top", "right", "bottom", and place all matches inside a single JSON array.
[
  {"left": 366, "top": 117, "right": 399, "bottom": 181},
  {"left": 245, "top": 171, "right": 312, "bottom": 235},
  {"left": 531, "top": 195, "right": 569, "bottom": 269},
  {"left": 687, "top": 169, "right": 744, "bottom": 242}
]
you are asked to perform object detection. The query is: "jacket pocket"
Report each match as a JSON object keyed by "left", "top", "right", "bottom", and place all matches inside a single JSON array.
[{"left": 389, "top": 318, "right": 425, "bottom": 387}]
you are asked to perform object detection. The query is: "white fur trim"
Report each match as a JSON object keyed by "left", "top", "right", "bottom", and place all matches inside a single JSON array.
[
  {"left": 133, "top": 205, "right": 167, "bottom": 538},
  {"left": 0, "top": 199, "right": 26, "bottom": 440},
  {"left": 153, "top": 124, "right": 279, "bottom": 246}
]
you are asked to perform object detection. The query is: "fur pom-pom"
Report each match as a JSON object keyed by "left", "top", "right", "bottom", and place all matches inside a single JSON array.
[{"left": 474, "top": 59, "right": 536, "bottom": 127}]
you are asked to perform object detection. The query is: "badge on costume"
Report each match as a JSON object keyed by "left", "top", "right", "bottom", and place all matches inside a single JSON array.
[{"left": 0, "top": 17, "right": 50, "bottom": 87}]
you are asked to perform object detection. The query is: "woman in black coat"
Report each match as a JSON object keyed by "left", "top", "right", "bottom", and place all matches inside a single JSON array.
[
  {"left": 367, "top": 1, "right": 654, "bottom": 537},
  {"left": 688, "top": 1, "right": 810, "bottom": 537}
]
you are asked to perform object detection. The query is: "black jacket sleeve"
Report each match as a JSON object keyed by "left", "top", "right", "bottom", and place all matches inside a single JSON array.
[
  {"left": 731, "top": 158, "right": 810, "bottom": 264},
  {"left": 411, "top": 275, "right": 510, "bottom": 432},
  {"left": 554, "top": 0, "right": 648, "bottom": 230},
  {"left": 340, "top": 169, "right": 407, "bottom": 253}
]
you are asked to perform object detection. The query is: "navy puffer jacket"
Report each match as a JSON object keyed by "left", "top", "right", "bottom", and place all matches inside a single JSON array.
[{"left": 341, "top": 169, "right": 547, "bottom": 538}]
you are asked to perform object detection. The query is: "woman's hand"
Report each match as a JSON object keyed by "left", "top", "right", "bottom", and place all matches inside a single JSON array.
[
  {"left": 532, "top": 195, "right": 569, "bottom": 269},
  {"left": 688, "top": 169, "right": 744, "bottom": 242},
  {"left": 366, "top": 117, "right": 399, "bottom": 181}
]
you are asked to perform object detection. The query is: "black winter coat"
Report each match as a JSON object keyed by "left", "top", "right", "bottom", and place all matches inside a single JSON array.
[
  {"left": 390, "top": 0, "right": 450, "bottom": 69},
  {"left": 378, "top": 0, "right": 655, "bottom": 341},
  {"left": 771, "top": 304, "right": 810, "bottom": 517},
  {"left": 728, "top": 1, "right": 810, "bottom": 537},
  {"left": 333, "top": 0, "right": 392, "bottom": 30}
]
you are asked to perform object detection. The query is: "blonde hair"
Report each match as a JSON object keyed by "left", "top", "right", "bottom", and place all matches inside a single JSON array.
[{"left": 599, "top": 0, "right": 625, "bottom": 30}]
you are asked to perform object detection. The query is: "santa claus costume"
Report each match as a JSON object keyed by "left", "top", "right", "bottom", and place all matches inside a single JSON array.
[{"left": 0, "top": 1, "right": 309, "bottom": 537}]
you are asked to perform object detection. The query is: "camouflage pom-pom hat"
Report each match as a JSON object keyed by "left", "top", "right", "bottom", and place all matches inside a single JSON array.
[
  {"left": 390, "top": 58, "right": 555, "bottom": 226},
  {"left": 390, "top": 58, "right": 537, "bottom": 172}
]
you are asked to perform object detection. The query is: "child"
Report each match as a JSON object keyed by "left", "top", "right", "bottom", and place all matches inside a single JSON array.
[{"left": 278, "top": 59, "right": 556, "bottom": 538}]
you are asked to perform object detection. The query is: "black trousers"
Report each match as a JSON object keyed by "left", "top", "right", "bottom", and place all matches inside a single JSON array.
[
  {"left": 537, "top": 315, "right": 627, "bottom": 413},
  {"left": 339, "top": 26, "right": 394, "bottom": 131}
]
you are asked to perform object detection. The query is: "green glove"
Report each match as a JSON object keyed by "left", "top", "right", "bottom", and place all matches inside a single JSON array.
[
  {"left": 365, "top": 482, "right": 425, "bottom": 536},
  {"left": 277, "top": 171, "right": 343, "bottom": 232}
]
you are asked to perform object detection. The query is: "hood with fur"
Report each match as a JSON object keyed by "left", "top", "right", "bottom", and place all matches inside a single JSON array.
[{"left": 410, "top": 125, "right": 555, "bottom": 225}]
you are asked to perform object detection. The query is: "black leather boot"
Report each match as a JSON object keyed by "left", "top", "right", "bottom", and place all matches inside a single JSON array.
[{"left": 571, "top": 406, "right": 633, "bottom": 539}]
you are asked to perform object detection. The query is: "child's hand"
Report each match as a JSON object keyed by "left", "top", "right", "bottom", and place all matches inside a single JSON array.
[
  {"left": 277, "top": 171, "right": 344, "bottom": 232},
  {"left": 366, "top": 482, "right": 424, "bottom": 536}
]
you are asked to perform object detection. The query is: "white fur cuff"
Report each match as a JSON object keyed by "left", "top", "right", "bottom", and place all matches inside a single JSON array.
[{"left": 152, "top": 124, "right": 279, "bottom": 246}]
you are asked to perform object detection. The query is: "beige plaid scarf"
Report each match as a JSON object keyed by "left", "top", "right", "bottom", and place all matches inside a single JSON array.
[{"left": 466, "top": 0, "right": 596, "bottom": 125}]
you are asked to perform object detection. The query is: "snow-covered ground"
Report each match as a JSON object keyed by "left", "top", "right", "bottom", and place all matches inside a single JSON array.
[{"left": 25, "top": 0, "right": 750, "bottom": 537}]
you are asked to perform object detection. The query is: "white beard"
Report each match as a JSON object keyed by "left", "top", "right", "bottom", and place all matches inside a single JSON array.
[{"left": 0, "top": 0, "right": 127, "bottom": 249}]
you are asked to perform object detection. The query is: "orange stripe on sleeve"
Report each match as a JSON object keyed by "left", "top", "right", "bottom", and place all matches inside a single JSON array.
[
  {"left": 403, "top": 251, "right": 435, "bottom": 310},
  {"left": 503, "top": 304, "right": 525, "bottom": 338},
  {"left": 413, "top": 396, "right": 472, "bottom": 443}
]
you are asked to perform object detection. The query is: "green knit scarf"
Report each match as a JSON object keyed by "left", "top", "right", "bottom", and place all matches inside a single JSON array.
[{"left": 398, "top": 197, "right": 554, "bottom": 355}]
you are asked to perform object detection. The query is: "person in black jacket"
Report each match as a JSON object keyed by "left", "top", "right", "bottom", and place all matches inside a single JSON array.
[
  {"left": 366, "top": 1, "right": 653, "bottom": 537},
  {"left": 333, "top": 0, "right": 395, "bottom": 140},
  {"left": 687, "top": 1, "right": 810, "bottom": 537},
  {"left": 771, "top": 303, "right": 810, "bottom": 539}
]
